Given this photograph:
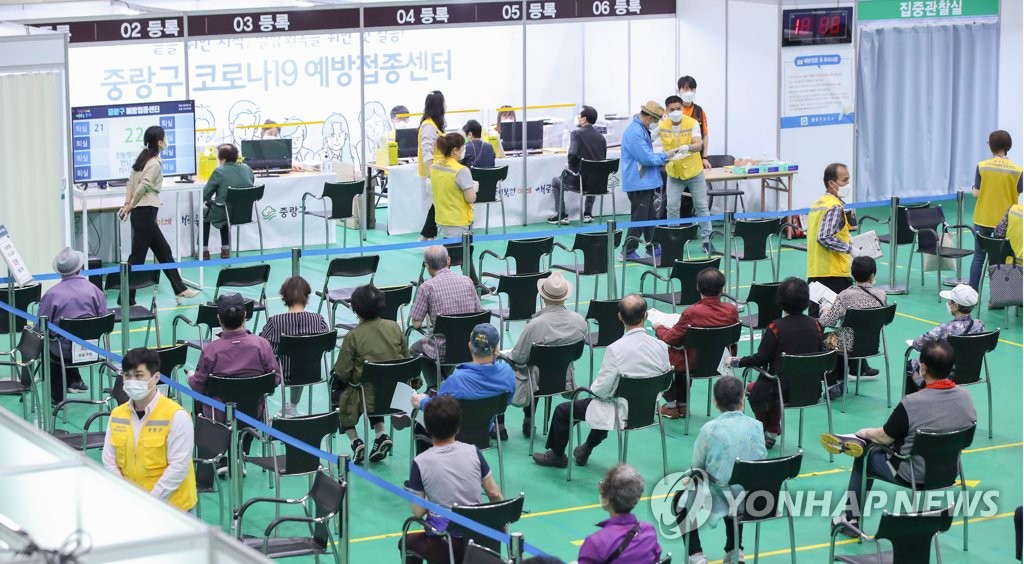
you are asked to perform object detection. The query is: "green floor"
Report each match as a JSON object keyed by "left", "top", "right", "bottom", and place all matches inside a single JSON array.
[{"left": 4, "top": 200, "right": 1021, "bottom": 563}]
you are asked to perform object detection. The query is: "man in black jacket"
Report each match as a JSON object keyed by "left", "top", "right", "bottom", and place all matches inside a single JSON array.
[
  {"left": 548, "top": 105, "right": 607, "bottom": 224},
  {"left": 460, "top": 120, "right": 496, "bottom": 168}
]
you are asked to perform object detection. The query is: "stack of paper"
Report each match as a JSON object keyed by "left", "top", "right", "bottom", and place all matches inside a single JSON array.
[
  {"left": 647, "top": 308, "right": 681, "bottom": 328},
  {"left": 808, "top": 281, "right": 838, "bottom": 305},
  {"left": 850, "top": 230, "right": 884, "bottom": 259}
]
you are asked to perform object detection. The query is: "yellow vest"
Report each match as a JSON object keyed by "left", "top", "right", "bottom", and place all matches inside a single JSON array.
[
  {"left": 658, "top": 116, "right": 703, "bottom": 180},
  {"left": 807, "top": 193, "right": 851, "bottom": 278},
  {"left": 975, "top": 156, "right": 1023, "bottom": 227},
  {"left": 110, "top": 395, "right": 197, "bottom": 511},
  {"left": 417, "top": 118, "right": 444, "bottom": 178},
  {"left": 1007, "top": 204, "right": 1023, "bottom": 263},
  {"left": 431, "top": 156, "right": 473, "bottom": 227}
]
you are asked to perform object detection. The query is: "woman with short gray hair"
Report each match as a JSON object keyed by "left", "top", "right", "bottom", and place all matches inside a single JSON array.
[{"left": 577, "top": 464, "right": 662, "bottom": 563}]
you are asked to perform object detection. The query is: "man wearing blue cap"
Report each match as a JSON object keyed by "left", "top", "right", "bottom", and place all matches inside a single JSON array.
[{"left": 411, "top": 323, "right": 516, "bottom": 449}]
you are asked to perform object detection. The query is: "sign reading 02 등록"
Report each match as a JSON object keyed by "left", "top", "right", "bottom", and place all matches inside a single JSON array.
[
  {"left": 187, "top": 8, "right": 360, "bottom": 37},
  {"left": 32, "top": 17, "right": 184, "bottom": 44},
  {"left": 0, "top": 225, "right": 34, "bottom": 287}
]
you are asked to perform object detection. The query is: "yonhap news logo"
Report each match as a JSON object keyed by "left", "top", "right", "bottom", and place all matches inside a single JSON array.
[{"left": 649, "top": 470, "right": 713, "bottom": 539}]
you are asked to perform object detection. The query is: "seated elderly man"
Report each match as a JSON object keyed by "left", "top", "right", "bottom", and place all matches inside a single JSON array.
[
  {"left": 37, "top": 247, "right": 108, "bottom": 404},
  {"left": 409, "top": 245, "right": 483, "bottom": 387},
  {"left": 904, "top": 284, "right": 985, "bottom": 394},
  {"left": 822, "top": 340, "right": 977, "bottom": 537},
  {"left": 578, "top": 464, "right": 662, "bottom": 563},
  {"left": 503, "top": 272, "right": 588, "bottom": 438},
  {"left": 678, "top": 376, "right": 767, "bottom": 564},
  {"left": 532, "top": 294, "right": 670, "bottom": 468}
]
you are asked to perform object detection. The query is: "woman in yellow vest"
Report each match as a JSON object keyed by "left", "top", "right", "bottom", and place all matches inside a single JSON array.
[
  {"left": 417, "top": 91, "right": 447, "bottom": 241},
  {"left": 431, "top": 132, "right": 479, "bottom": 238},
  {"left": 659, "top": 95, "right": 710, "bottom": 249},
  {"left": 102, "top": 348, "right": 197, "bottom": 512},
  {"left": 969, "top": 130, "right": 1023, "bottom": 289}
]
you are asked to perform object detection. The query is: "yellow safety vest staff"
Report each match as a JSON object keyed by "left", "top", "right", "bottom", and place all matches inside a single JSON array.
[
  {"left": 658, "top": 115, "right": 704, "bottom": 181},
  {"left": 431, "top": 156, "right": 473, "bottom": 227},
  {"left": 417, "top": 118, "right": 444, "bottom": 178},
  {"left": 807, "top": 193, "right": 851, "bottom": 278},
  {"left": 109, "top": 395, "right": 197, "bottom": 511},
  {"left": 975, "top": 156, "right": 1023, "bottom": 227},
  {"left": 1007, "top": 204, "right": 1023, "bottom": 263}
]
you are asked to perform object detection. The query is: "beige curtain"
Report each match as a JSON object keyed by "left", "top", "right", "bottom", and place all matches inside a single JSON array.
[{"left": 0, "top": 71, "right": 66, "bottom": 279}]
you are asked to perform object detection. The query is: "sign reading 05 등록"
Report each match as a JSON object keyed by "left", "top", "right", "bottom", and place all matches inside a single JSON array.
[
  {"left": 857, "top": 0, "right": 999, "bottom": 21},
  {"left": 32, "top": 18, "right": 183, "bottom": 43}
]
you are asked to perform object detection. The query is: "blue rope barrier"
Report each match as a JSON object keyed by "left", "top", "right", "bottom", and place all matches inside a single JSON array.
[
  {"left": 618, "top": 213, "right": 726, "bottom": 230},
  {"left": 472, "top": 224, "right": 605, "bottom": 243},
  {"left": 734, "top": 208, "right": 813, "bottom": 221},
  {"left": 901, "top": 193, "right": 958, "bottom": 205},
  {"left": 301, "top": 236, "right": 463, "bottom": 258},
  {"left": 845, "top": 198, "right": 891, "bottom": 210},
  {"left": 130, "top": 252, "right": 295, "bottom": 272}
]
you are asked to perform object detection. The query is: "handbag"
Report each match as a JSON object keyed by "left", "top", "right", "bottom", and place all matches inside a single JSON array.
[
  {"left": 988, "top": 264, "right": 1023, "bottom": 307},
  {"left": 600, "top": 522, "right": 640, "bottom": 564},
  {"left": 922, "top": 233, "right": 957, "bottom": 273}
]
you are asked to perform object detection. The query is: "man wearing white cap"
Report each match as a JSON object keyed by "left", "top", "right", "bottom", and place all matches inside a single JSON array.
[
  {"left": 37, "top": 247, "right": 108, "bottom": 403},
  {"left": 504, "top": 271, "right": 588, "bottom": 438},
  {"left": 903, "top": 284, "right": 985, "bottom": 393}
]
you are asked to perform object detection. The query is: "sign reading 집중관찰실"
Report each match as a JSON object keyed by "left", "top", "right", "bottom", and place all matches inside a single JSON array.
[{"left": 857, "top": 0, "right": 999, "bottom": 22}]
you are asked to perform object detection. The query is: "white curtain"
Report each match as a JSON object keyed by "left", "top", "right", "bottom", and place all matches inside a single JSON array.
[
  {"left": 0, "top": 71, "right": 66, "bottom": 278},
  {"left": 856, "top": 20, "right": 999, "bottom": 201}
]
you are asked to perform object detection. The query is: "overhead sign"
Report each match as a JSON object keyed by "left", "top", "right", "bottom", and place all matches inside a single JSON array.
[
  {"left": 187, "top": 8, "right": 360, "bottom": 37},
  {"left": 0, "top": 225, "right": 34, "bottom": 287},
  {"left": 32, "top": 17, "right": 184, "bottom": 44},
  {"left": 363, "top": 0, "right": 674, "bottom": 27},
  {"left": 857, "top": 0, "right": 999, "bottom": 21}
]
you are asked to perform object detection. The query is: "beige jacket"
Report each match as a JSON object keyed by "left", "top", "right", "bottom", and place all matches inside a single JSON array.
[{"left": 126, "top": 157, "right": 163, "bottom": 208}]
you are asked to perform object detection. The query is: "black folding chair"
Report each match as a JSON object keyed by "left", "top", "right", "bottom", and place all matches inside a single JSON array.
[
  {"left": 829, "top": 506, "right": 954, "bottom": 564},
  {"left": 53, "top": 312, "right": 116, "bottom": 406},
  {"left": 415, "top": 242, "right": 476, "bottom": 286},
  {"left": 975, "top": 232, "right": 1014, "bottom": 298},
  {"left": 463, "top": 540, "right": 511, "bottom": 564},
  {"left": 336, "top": 284, "right": 413, "bottom": 333},
  {"left": 482, "top": 272, "right": 548, "bottom": 334},
  {"left": 839, "top": 304, "right": 897, "bottom": 410},
  {"left": 583, "top": 299, "right": 622, "bottom": 386},
  {"left": 277, "top": 331, "right": 336, "bottom": 415},
  {"left": 225, "top": 184, "right": 267, "bottom": 257},
  {"left": 400, "top": 494, "right": 525, "bottom": 564},
  {"left": 947, "top": 330, "right": 999, "bottom": 438},
  {"left": 355, "top": 356, "right": 420, "bottom": 466},
  {"left": 727, "top": 452, "right": 802, "bottom": 564},
  {"left": 858, "top": 202, "right": 930, "bottom": 284},
  {"left": 905, "top": 206, "right": 974, "bottom": 299},
  {"left": 0, "top": 326, "right": 44, "bottom": 421},
  {"left": 621, "top": 224, "right": 699, "bottom": 269},
  {"left": 706, "top": 154, "right": 745, "bottom": 212},
  {"left": 458, "top": 393, "right": 511, "bottom": 492},
  {"left": 301, "top": 180, "right": 365, "bottom": 253},
  {"left": 104, "top": 269, "right": 161, "bottom": 346},
  {"left": 523, "top": 340, "right": 585, "bottom": 454},
  {"left": 172, "top": 300, "right": 254, "bottom": 351},
  {"left": 551, "top": 231, "right": 623, "bottom": 311},
  {"left": 421, "top": 311, "right": 492, "bottom": 382},
  {"left": 214, "top": 265, "right": 271, "bottom": 329},
  {"left": 153, "top": 343, "right": 188, "bottom": 400},
  {"left": 194, "top": 415, "right": 231, "bottom": 528},
  {"left": 0, "top": 282, "right": 40, "bottom": 336},
  {"left": 471, "top": 165, "right": 509, "bottom": 234},
  {"left": 721, "top": 217, "right": 781, "bottom": 297},
  {"left": 640, "top": 257, "right": 721, "bottom": 313},
  {"left": 241, "top": 412, "right": 337, "bottom": 508},
  {"left": 556, "top": 158, "right": 620, "bottom": 224},
  {"left": 52, "top": 370, "right": 126, "bottom": 452},
  {"left": 676, "top": 323, "right": 742, "bottom": 435},
  {"left": 315, "top": 255, "right": 379, "bottom": 329},
  {"left": 724, "top": 281, "right": 781, "bottom": 354},
  {"left": 478, "top": 236, "right": 553, "bottom": 279}
]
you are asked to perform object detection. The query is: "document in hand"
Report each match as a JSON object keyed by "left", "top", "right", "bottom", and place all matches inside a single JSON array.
[
  {"left": 850, "top": 230, "right": 884, "bottom": 259},
  {"left": 647, "top": 308, "right": 682, "bottom": 328},
  {"left": 391, "top": 382, "right": 426, "bottom": 427},
  {"left": 717, "top": 348, "right": 734, "bottom": 377},
  {"left": 808, "top": 281, "right": 838, "bottom": 305}
]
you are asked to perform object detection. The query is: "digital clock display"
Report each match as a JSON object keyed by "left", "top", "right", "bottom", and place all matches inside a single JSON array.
[{"left": 782, "top": 7, "right": 853, "bottom": 47}]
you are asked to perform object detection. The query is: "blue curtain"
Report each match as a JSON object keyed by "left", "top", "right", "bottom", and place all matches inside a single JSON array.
[{"left": 856, "top": 20, "right": 999, "bottom": 201}]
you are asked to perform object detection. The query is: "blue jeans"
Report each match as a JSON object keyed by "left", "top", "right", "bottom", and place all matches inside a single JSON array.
[
  {"left": 666, "top": 172, "right": 711, "bottom": 242},
  {"left": 969, "top": 224, "right": 993, "bottom": 290},
  {"left": 845, "top": 446, "right": 901, "bottom": 521}
]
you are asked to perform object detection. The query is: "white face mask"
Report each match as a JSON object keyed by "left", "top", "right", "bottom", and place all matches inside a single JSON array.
[
  {"left": 680, "top": 91, "right": 696, "bottom": 104},
  {"left": 647, "top": 119, "right": 659, "bottom": 132},
  {"left": 836, "top": 184, "right": 852, "bottom": 199},
  {"left": 668, "top": 110, "right": 683, "bottom": 122},
  {"left": 124, "top": 377, "right": 154, "bottom": 402}
]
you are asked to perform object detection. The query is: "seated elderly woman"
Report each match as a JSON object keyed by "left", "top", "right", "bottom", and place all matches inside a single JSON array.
[
  {"left": 577, "top": 464, "right": 663, "bottom": 564},
  {"left": 904, "top": 284, "right": 985, "bottom": 394}
]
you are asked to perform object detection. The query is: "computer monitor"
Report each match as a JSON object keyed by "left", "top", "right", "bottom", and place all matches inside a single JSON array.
[
  {"left": 395, "top": 128, "right": 418, "bottom": 159},
  {"left": 500, "top": 120, "right": 545, "bottom": 151},
  {"left": 241, "top": 139, "right": 292, "bottom": 175}
]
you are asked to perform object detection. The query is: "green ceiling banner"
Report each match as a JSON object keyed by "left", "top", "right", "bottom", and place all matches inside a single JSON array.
[{"left": 858, "top": 0, "right": 999, "bottom": 21}]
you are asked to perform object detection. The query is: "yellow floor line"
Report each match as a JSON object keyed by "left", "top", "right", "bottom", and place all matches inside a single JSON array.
[{"left": 963, "top": 442, "right": 1023, "bottom": 454}]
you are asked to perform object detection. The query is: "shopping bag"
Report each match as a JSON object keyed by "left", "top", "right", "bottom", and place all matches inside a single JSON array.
[
  {"left": 922, "top": 233, "right": 956, "bottom": 273},
  {"left": 988, "top": 264, "right": 1023, "bottom": 307}
]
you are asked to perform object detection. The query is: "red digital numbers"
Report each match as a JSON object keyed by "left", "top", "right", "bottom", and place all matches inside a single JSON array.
[
  {"left": 817, "top": 14, "right": 842, "bottom": 36},
  {"left": 794, "top": 15, "right": 811, "bottom": 35}
]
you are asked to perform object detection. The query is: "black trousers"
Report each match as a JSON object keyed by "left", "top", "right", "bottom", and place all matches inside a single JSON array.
[
  {"left": 624, "top": 189, "right": 657, "bottom": 254},
  {"left": 553, "top": 176, "right": 595, "bottom": 217},
  {"left": 679, "top": 508, "right": 742, "bottom": 555},
  {"left": 49, "top": 357, "right": 83, "bottom": 404},
  {"left": 420, "top": 205, "right": 437, "bottom": 239},
  {"left": 128, "top": 206, "right": 187, "bottom": 301},
  {"left": 202, "top": 221, "right": 230, "bottom": 248},
  {"left": 544, "top": 399, "right": 609, "bottom": 456},
  {"left": 807, "top": 276, "right": 851, "bottom": 318}
]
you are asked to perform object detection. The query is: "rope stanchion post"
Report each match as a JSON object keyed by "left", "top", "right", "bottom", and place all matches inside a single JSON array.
[
  {"left": 226, "top": 402, "right": 241, "bottom": 537},
  {"left": 6, "top": 271, "right": 14, "bottom": 373},
  {"left": 722, "top": 211, "right": 735, "bottom": 296},
  {"left": 606, "top": 219, "right": 618, "bottom": 299},
  {"left": 462, "top": 232, "right": 473, "bottom": 279},
  {"left": 944, "top": 190, "right": 968, "bottom": 286},
  {"left": 510, "top": 531, "right": 524, "bottom": 564},
  {"left": 291, "top": 247, "right": 301, "bottom": 277},
  {"left": 38, "top": 315, "right": 51, "bottom": 432},
  {"left": 338, "top": 454, "right": 350, "bottom": 564},
  {"left": 881, "top": 196, "right": 908, "bottom": 295},
  {"left": 119, "top": 262, "right": 130, "bottom": 355}
]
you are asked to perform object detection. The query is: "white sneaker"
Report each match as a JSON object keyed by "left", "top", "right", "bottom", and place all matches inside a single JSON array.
[
  {"left": 724, "top": 549, "right": 745, "bottom": 563},
  {"left": 175, "top": 288, "right": 201, "bottom": 304},
  {"left": 687, "top": 553, "right": 708, "bottom": 564},
  {"left": 279, "top": 403, "right": 297, "bottom": 418}
]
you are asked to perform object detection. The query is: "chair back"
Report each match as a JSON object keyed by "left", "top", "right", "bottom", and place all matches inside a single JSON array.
[
  {"left": 434, "top": 311, "right": 493, "bottom": 366},
  {"left": 733, "top": 218, "right": 782, "bottom": 261},
  {"left": 321, "top": 180, "right": 365, "bottom": 221},
  {"left": 651, "top": 224, "right": 699, "bottom": 266},
  {"left": 457, "top": 392, "right": 511, "bottom": 450},
  {"left": 194, "top": 416, "right": 231, "bottom": 490},
  {"left": 874, "top": 506, "right": 954, "bottom": 564},
  {"left": 309, "top": 470, "right": 347, "bottom": 547},
  {"left": 327, "top": 255, "right": 380, "bottom": 279},
  {"left": 743, "top": 282, "right": 781, "bottom": 330},
  {"left": 776, "top": 350, "right": 837, "bottom": 408},
  {"left": 450, "top": 494, "right": 525, "bottom": 552},
  {"left": 206, "top": 373, "right": 278, "bottom": 421},
  {"left": 495, "top": 272, "right": 548, "bottom": 322},
  {"left": 470, "top": 166, "right": 509, "bottom": 204},
  {"left": 381, "top": 284, "right": 414, "bottom": 322},
  {"left": 668, "top": 258, "right": 722, "bottom": 307},
  {"left": 504, "top": 237, "right": 553, "bottom": 275},
  {"left": 706, "top": 155, "right": 735, "bottom": 168},
  {"left": 906, "top": 207, "right": 947, "bottom": 253},
  {"left": 0, "top": 282, "right": 41, "bottom": 335},
  {"left": 976, "top": 232, "right": 1013, "bottom": 266},
  {"left": 272, "top": 412, "right": 337, "bottom": 475},
  {"left": 11, "top": 327, "right": 43, "bottom": 389},
  {"left": 154, "top": 343, "right": 188, "bottom": 379},
  {"left": 891, "top": 203, "right": 931, "bottom": 245},
  {"left": 841, "top": 304, "right": 897, "bottom": 358},
  {"left": 215, "top": 264, "right": 271, "bottom": 290},
  {"left": 225, "top": 185, "right": 266, "bottom": 226},
  {"left": 572, "top": 230, "right": 623, "bottom": 275},
  {"left": 193, "top": 300, "right": 254, "bottom": 329},
  {"left": 463, "top": 540, "right": 510, "bottom": 564},
  {"left": 584, "top": 299, "right": 623, "bottom": 348},
  {"left": 947, "top": 330, "right": 999, "bottom": 386},
  {"left": 615, "top": 371, "right": 673, "bottom": 430},
  {"left": 59, "top": 313, "right": 116, "bottom": 342},
  {"left": 909, "top": 425, "right": 976, "bottom": 490},
  {"left": 728, "top": 452, "right": 803, "bottom": 521},
  {"left": 362, "top": 357, "right": 422, "bottom": 417},
  {"left": 526, "top": 340, "right": 584, "bottom": 396},
  {"left": 278, "top": 330, "right": 337, "bottom": 386},
  {"left": 680, "top": 323, "right": 742, "bottom": 378},
  {"left": 103, "top": 269, "right": 160, "bottom": 293},
  {"left": 579, "top": 158, "right": 619, "bottom": 197}
]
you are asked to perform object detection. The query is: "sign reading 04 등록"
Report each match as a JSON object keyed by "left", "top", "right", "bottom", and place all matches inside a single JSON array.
[
  {"left": 362, "top": 0, "right": 673, "bottom": 27},
  {"left": 0, "top": 225, "right": 34, "bottom": 287},
  {"left": 857, "top": 0, "right": 999, "bottom": 21},
  {"left": 32, "top": 17, "right": 183, "bottom": 43}
]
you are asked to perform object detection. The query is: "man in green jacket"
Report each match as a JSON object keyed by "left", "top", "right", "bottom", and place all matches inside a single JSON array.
[{"left": 202, "top": 143, "right": 255, "bottom": 259}]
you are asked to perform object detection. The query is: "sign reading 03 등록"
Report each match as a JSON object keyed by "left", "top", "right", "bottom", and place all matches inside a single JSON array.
[{"left": 187, "top": 8, "right": 360, "bottom": 37}]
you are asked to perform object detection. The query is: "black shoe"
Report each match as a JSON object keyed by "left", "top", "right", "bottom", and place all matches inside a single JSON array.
[
  {"left": 855, "top": 366, "right": 880, "bottom": 377},
  {"left": 522, "top": 418, "right": 532, "bottom": 438},
  {"left": 764, "top": 433, "right": 777, "bottom": 449},
  {"left": 702, "top": 241, "right": 718, "bottom": 255},
  {"left": 547, "top": 214, "right": 566, "bottom": 224},
  {"left": 489, "top": 425, "right": 509, "bottom": 441},
  {"left": 68, "top": 381, "right": 89, "bottom": 393},
  {"left": 532, "top": 450, "right": 568, "bottom": 468},
  {"left": 831, "top": 516, "right": 861, "bottom": 538},
  {"left": 369, "top": 434, "right": 393, "bottom": 462},
  {"left": 392, "top": 413, "right": 412, "bottom": 431},
  {"left": 351, "top": 438, "right": 366, "bottom": 464},
  {"left": 582, "top": 214, "right": 593, "bottom": 224},
  {"left": 825, "top": 382, "right": 845, "bottom": 400},
  {"left": 573, "top": 443, "right": 593, "bottom": 466}
]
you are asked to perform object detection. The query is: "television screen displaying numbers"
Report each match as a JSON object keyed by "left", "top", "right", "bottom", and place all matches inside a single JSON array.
[{"left": 72, "top": 100, "right": 196, "bottom": 183}]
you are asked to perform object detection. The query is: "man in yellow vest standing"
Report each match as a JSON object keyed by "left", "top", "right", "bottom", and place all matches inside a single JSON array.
[
  {"left": 659, "top": 95, "right": 711, "bottom": 251},
  {"left": 103, "top": 348, "right": 197, "bottom": 513},
  {"left": 969, "top": 130, "right": 1023, "bottom": 290}
]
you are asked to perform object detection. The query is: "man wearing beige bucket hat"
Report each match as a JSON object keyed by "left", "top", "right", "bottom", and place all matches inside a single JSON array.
[{"left": 504, "top": 271, "right": 588, "bottom": 438}]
